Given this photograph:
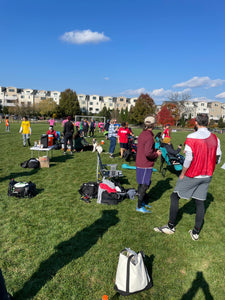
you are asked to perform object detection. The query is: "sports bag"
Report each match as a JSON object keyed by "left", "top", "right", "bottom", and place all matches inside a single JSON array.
[
  {"left": 8, "top": 179, "right": 37, "bottom": 198},
  {"left": 115, "top": 248, "right": 152, "bottom": 296},
  {"left": 79, "top": 182, "right": 99, "bottom": 198},
  {"left": 21, "top": 158, "right": 40, "bottom": 169},
  {"left": 101, "top": 191, "right": 122, "bottom": 205}
]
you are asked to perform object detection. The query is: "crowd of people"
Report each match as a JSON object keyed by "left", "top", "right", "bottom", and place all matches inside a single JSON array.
[{"left": 16, "top": 114, "right": 222, "bottom": 242}]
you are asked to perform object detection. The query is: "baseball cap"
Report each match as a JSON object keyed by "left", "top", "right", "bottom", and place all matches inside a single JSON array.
[{"left": 144, "top": 116, "right": 155, "bottom": 126}]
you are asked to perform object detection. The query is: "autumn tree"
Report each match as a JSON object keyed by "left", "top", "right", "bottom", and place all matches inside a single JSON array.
[
  {"left": 58, "top": 89, "right": 81, "bottom": 117},
  {"left": 129, "top": 93, "right": 155, "bottom": 124},
  {"left": 163, "top": 102, "right": 180, "bottom": 126},
  {"left": 156, "top": 105, "right": 175, "bottom": 126},
  {"left": 37, "top": 98, "right": 58, "bottom": 117},
  {"left": 186, "top": 118, "right": 196, "bottom": 128}
]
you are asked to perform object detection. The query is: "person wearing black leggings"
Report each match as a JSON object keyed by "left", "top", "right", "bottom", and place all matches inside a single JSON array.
[{"left": 154, "top": 114, "right": 222, "bottom": 241}]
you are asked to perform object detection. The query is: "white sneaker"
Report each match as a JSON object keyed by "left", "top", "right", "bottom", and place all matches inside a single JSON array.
[
  {"left": 189, "top": 230, "right": 199, "bottom": 241},
  {"left": 154, "top": 225, "right": 175, "bottom": 234}
]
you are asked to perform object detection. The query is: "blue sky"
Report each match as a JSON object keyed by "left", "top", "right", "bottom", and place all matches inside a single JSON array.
[{"left": 1, "top": 0, "right": 225, "bottom": 104}]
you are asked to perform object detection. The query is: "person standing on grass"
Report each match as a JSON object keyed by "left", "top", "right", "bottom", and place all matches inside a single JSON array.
[
  {"left": 108, "top": 119, "right": 119, "bottom": 158},
  {"left": 89, "top": 119, "right": 95, "bottom": 137},
  {"left": 19, "top": 116, "right": 32, "bottom": 147},
  {"left": 63, "top": 116, "right": 74, "bottom": 155},
  {"left": 5, "top": 117, "right": 10, "bottom": 132},
  {"left": 136, "top": 116, "right": 161, "bottom": 213},
  {"left": 117, "top": 121, "right": 133, "bottom": 159},
  {"left": 154, "top": 114, "right": 222, "bottom": 240},
  {"left": 49, "top": 117, "right": 55, "bottom": 127},
  {"left": 162, "top": 124, "right": 171, "bottom": 139}
]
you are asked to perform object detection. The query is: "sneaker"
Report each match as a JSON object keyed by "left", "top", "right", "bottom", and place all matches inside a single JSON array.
[
  {"left": 189, "top": 230, "right": 199, "bottom": 241},
  {"left": 63, "top": 152, "right": 66, "bottom": 155},
  {"left": 136, "top": 207, "right": 151, "bottom": 213},
  {"left": 142, "top": 204, "right": 152, "bottom": 209},
  {"left": 154, "top": 225, "right": 175, "bottom": 234},
  {"left": 109, "top": 155, "right": 114, "bottom": 159},
  {"left": 70, "top": 151, "right": 73, "bottom": 155}
]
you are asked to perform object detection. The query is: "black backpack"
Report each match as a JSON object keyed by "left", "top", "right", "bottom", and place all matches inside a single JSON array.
[
  {"left": 8, "top": 179, "right": 37, "bottom": 198},
  {"left": 21, "top": 158, "right": 40, "bottom": 169},
  {"left": 101, "top": 191, "right": 122, "bottom": 205},
  {"left": 79, "top": 182, "right": 99, "bottom": 198}
]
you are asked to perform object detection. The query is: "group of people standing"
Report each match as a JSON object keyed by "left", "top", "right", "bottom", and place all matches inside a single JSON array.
[
  {"left": 135, "top": 114, "right": 222, "bottom": 241},
  {"left": 108, "top": 119, "right": 134, "bottom": 159}
]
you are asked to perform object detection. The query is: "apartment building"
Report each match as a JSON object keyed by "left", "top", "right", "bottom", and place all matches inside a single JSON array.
[
  {"left": 1, "top": 86, "right": 225, "bottom": 121},
  {"left": 0, "top": 86, "right": 61, "bottom": 108},
  {"left": 208, "top": 101, "right": 223, "bottom": 121},
  {"left": 115, "top": 96, "right": 128, "bottom": 111}
]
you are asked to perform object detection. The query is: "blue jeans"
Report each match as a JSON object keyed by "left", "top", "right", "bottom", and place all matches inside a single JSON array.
[{"left": 109, "top": 137, "right": 116, "bottom": 155}]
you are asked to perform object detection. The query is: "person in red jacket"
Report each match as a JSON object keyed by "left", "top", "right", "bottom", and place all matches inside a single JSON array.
[
  {"left": 154, "top": 114, "right": 222, "bottom": 240},
  {"left": 135, "top": 116, "right": 161, "bottom": 213}
]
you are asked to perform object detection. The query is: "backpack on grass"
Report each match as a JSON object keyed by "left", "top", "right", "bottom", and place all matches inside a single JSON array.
[
  {"left": 79, "top": 182, "right": 99, "bottom": 199},
  {"left": 21, "top": 158, "right": 40, "bottom": 169},
  {"left": 8, "top": 179, "right": 37, "bottom": 198}
]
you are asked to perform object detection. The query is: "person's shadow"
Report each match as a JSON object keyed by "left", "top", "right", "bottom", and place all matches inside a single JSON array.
[
  {"left": 176, "top": 193, "right": 214, "bottom": 229},
  {"left": 148, "top": 178, "right": 173, "bottom": 203},
  {"left": 0, "top": 169, "right": 39, "bottom": 183},
  {"left": 180, "top": 271, "right": 214, "bottom": 299},
  {"left": 13, "top": 209, "right": 120, "bottom": 300}
]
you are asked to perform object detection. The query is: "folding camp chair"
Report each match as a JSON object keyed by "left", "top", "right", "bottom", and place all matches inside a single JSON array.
[{"left": 96, "top": 152, "right": 123, "bottom": 183}]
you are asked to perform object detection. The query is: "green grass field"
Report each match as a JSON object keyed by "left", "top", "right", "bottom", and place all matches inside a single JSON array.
[{"left": 0, "top": 122, "right": 224, "bottom": 300}]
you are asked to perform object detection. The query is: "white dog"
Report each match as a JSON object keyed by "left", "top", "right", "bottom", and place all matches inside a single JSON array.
[{"left": 92, "top": 139, "right": 103, "bottom": 154}]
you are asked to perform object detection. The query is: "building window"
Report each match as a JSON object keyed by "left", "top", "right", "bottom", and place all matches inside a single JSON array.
[
  {"left": 93, "top": 96, "right": 97, "bottom": 100},
  {"left": 120, "top": 98, "right": 124, "bottom": 102},
  {"left": 82, "top": 101, "right": 85, "bottom": 105},
  {"left": 21, "top": 96, "right": 24, "bottom": 98},
  {"left": 41, "top": 97, "right": 46, "bottom": 100},
  {"left": 89, "top": 102, "right": 93, "bottom": 105},
  {"left": 9, "top": 89, "right": 15, "bottom": 92}
]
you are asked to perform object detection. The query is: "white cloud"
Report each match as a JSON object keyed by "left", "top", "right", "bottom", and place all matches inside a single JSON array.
[
  {"left": 121, "top": 88, "right": 147, "bottom": 95},
  {"left": 150, "top": 88, "right": 170, "bottom": 97},
  {"left": 104, "top": 77, "right": 109, "bottom": 80},
  {"left": 173, "top": 76, "right": 225, "bottom": 89},
  {"left": 192, "top": 96, "right": 213, "bottom": 102},
  {"left": 215, "top": 92, "right": 225, "bottom": 99},
  {"left": 150, "top": 88, "right": 191, "bottom": 98},
  {"left": 60, "top": 29, "right": 110, "bottom": 44}
]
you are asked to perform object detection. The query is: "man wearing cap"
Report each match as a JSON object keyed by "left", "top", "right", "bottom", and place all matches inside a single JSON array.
[
  {"left": 154, "top": 114, "right": 222, "bottom": 240},
  {"left": 63, "top": 116, "right": 74, "bottom": 154},
  {"left": 136, "top": 116, "right": 161, "bottom": 213}
]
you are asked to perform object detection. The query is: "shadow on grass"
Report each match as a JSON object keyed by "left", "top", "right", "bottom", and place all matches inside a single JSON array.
[
  {"left": 50, "top": 154, "right": 74, "bottom": 163},
  {"left": 180, "top": 271, "right": 214, "bottom": 300},
  {"left": 0, "top": 169, "right": 39, "bottom": 183},
  {"left": 110, "top": 254, "right": 155, "bottom": 299},
  {"left": 13, "top": 209, "right": 120, "bottom": 300},
  {"left": 176, "top": 193, "right": 214, "bottom": 228},
  {"left": 148, "top": 178, "right": 173, "bottom": 203}
]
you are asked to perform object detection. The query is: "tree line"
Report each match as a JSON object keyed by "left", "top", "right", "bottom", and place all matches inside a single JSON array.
[{"left": 1, "top": 89, "right": 225, "bottom": 128}]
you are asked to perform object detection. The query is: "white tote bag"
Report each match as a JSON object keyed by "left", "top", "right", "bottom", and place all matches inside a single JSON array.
[{"left": 115, "top": 248, "right": 152, "bottom": 296}]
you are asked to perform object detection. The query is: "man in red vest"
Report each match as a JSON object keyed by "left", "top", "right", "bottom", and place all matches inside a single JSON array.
[{"left": 154, "top": 114, "right": 222, "bottom": 241}]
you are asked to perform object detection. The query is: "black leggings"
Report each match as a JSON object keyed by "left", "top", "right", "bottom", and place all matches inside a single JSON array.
[{"left": 169, "top": 192, "right": 205, "bottom": 232}]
